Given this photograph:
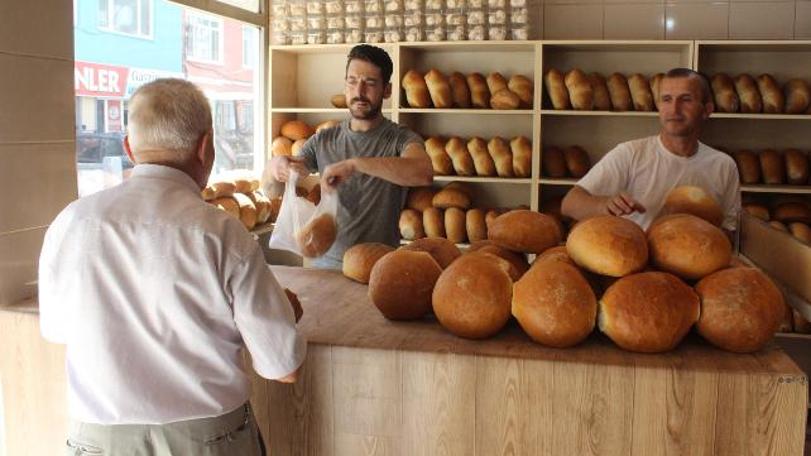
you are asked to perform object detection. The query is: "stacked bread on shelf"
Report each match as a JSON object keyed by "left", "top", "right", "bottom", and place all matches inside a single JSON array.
[
  {"left": 732, "top": 148, "right": 810, "bottom": 185},
  {"left": 541, "top": 145, "right": 593, "bottom": 178},
  {"left": 398, "top": 182, "right": 532, "bottom": 244},
  {"left": 345, "top": 184, "right": 799, "bottom": 351},
  {"left": 709, "top": 73, "right": 811, "bottom": 114},
  {"left": 743, "top": 199, "right": 811, "bottom": 244},
  {"left": 425, "top": 135, "right": 532, "bottom": 177},
  {"left": 271, "top": 119, "right": 341, "bottom": 157},
  {"left": 202, "top": 176, "right": 278, "bottom": 230},
  {"left": 544, "top": 68, "right": 659, "bottom": 112},
  {"left": 401, "top": 69, "right": 533, "bottom": 110}
]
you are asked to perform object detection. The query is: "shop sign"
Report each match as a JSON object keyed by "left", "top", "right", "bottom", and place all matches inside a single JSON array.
[
  {"left": 125, "top": 68, "right": 185, "bottom": 97},
  {"left": 106, "top": 99, "right": 122, "bottom": 132},
  {"left": 75, "top": 61, "right": 128, "bottom": 97}
]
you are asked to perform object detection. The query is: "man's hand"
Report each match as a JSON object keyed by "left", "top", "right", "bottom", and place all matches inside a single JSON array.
[
  {"left": 269, "top": 156, "right": 310, "bottom": 182},
  {"left": 321, "top": 158, "right": 358, "bottom": 192},
  {"left": 604, "top": 192, "right": 646, "bottom": 216}
]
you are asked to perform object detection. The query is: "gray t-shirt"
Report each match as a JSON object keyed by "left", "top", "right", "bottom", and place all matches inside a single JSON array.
[{"left": 298, "top": 118, "right": 423, "bottom": 269}]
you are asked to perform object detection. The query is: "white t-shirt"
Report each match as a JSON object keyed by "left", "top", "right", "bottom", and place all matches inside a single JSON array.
[
  {"left": 39, "top": 165, "right": 306, "bottom": 425},
  {"left": 576, "top": 135, "right": 741, "bottom": 230}
]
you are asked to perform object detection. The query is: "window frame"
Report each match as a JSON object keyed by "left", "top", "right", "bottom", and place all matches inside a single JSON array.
[
  {"left": 185, "top": 11, "right": 225, "bottom": 65},
  {"left": 97, "top": 0, "right": 155, "bottom": 40}
]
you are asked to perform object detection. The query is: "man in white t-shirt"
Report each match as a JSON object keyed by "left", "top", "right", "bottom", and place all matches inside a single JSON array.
[
  {"left": 39, "top": 79, "right": 306, "bottom": 455},
  {"left": 561, "top": 68, "right": 741, "bottom": 233}
]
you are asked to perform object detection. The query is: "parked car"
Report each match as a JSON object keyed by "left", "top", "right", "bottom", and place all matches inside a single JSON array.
[{"left": 76, "top": 131, "right": 133, "bottom": 169}]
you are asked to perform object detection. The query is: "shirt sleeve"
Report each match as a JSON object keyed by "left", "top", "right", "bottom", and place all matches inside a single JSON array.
[
  {"left": 228, "top": 246, "right": 307, "bottom": 380},
  {"left": 720, "top": 159, "right": 742, "bottom": 231},
  {"left": 397, "top": 127, "right": 424, "bottom": 156},
  {"left": 575, "top": 143, "right": 631, "bottom": 197},
  {"left": 38, "top": 211, "right": 69, "bottom": 344},
  {"left": 297, "top": 135, "right": 319, "bottom": 173}
]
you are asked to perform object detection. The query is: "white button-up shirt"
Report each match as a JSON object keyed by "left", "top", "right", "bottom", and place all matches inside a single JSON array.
[{"left": 39, "top": 164, "right": 306, "bottom": 425}]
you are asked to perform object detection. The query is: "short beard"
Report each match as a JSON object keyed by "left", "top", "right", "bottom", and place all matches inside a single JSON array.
[{"left": 349, "top": 101, "right": 383, "bottom": 120}]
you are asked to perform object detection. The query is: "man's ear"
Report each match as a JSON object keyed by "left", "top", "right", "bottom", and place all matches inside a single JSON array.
[
  {"left": 703, "top": 100, "right": 715, "bottom": 119},
  {"left": 197, "top": 130, "right": 213, "bottom": 165},
  {"left": 123, "top": 136, "right": 137, "bottom": 164},
  {"left": 383, "top": 82, "right": 392, "bottom": 99}
]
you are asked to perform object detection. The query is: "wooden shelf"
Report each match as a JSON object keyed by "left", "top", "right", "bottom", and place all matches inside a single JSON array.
[
  {"left": 399, "top": 108, "right": 534, "bottom": 115},
  {"left": 433, "top": 176, "right": 532, "bottom": 184},
  {"left": 272, "top": 108, "right": 391, "bottom": 114},
  {"left": 741, "top": 185, "right": 811, "bottom": 194},
  {"left": 538, "top": 178, "right": 578, "bottom": 186},
  {"left": 541, "top": 109, "right": 658, "bottom": 117},
  {"left": 710, "top": 113, "right": 811, "bottom": 120}
]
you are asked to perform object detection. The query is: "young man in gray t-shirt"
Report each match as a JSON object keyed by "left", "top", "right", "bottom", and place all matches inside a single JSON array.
[{"left": 268, "top": 45, "right": 432, "bottom": 269}]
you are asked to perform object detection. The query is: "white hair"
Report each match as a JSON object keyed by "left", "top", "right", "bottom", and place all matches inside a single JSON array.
[{"left": 127, "top": 78, "right": 212, "bottom": 159}]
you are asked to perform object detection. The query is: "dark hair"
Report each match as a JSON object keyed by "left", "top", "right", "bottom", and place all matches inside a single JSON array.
[
  {"left": 346, "top": 44, "right": 393, "bottom": 84},
  {"left": 664, "top": 68, "right": 712, "bottom": 103}
]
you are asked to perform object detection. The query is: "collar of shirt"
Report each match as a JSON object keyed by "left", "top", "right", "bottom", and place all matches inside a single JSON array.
[{"left": 131, "top": 164, "right": 201, "bottom": 194}]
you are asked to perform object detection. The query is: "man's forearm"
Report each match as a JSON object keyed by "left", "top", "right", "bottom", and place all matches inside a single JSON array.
[
  {"left": 353, "top": 156, "right": 433, "bottom": 186},
  {"left": 561, "top": 186, "right": 608, "bottom": 221}
]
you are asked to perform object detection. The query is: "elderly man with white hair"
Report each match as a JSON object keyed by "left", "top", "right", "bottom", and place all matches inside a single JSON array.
[{"left": 39, "top": 78, "right": 305, "bottom": 455}]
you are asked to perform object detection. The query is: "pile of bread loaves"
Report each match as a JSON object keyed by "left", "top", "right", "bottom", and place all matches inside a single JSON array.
[
  {"left": 271, "top": 119, "right": 341, "bottom": 157},
  {"left": 732, "top": 149, "right": 810, "bottom": 186},
  {"left": 347, "top": 184, "right": 799, "bottom": 353},
  {"left": 544, "top": 69, "right": 661, "bottom": 112},
  {"left": 541, "top": 145, "right": 592, "bottom": 178},
  {"left": 399, "top": 182, "right": 533, "bottom": 244},
  {"left": 402, "top": 69, "right": 533, "bottom": 110},
  {"left": 202, "top": 177, "right": 279, "bottom": 230},
  {"left": 743, "top": 200, "right": 811, "bottom": 244},
  {"left": 710, "top": 73, "right": 811, "bottom": 114},
  {"left": 425, "top": 135, "right": 532, "bottom": 177}
]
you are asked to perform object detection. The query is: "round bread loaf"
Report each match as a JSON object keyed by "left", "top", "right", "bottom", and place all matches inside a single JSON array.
[
  {"left": 212, "top": 181, "right": 236, "bottom": 198},
  {"left": 785, "top": 149, "right": 809, "bottom": 185},
  {"left": 425, "top": 136, "right": 454, "bottom": 175},
  {"left": 468, "top": 137, "right": 496, "bottom": 177},
  {"left": 425, "top": 69, "right": 453, "bottom": 109},
  {"left": 432, "top": 253, "right": 513, "bottom": 339},
  {"left": 281, "top": 120, "right": 314, "bottom": 141},
  {"left": 784, "top": 79, "right": 811, "bottom": 114},
  {"left": 789, "top": 222, "right": 811, "bottom": 243},
  {"left": 296, "top": 213, "right": 337, "bottom": 258},
  {"left": 369, "top": 250, "right": 442, "bottom": 320},
  {"left": 513, "top": 259, "right": 596, "bottom": 348},
  {"left": 735, "top": 74, "right": 763, "bottom": 113},
  {"left": 565, "top": 69, "right": 594, "bottom": 111},
  {"left": 743, "top": 203, "right": 770, "bottom": 221},
  {"left": 628, "top": 73, "right": 655, "bottom": 112},
  {"left": 465, "top": 208, "right": 488, "bottom": 242},
  {"left": 445, "top": 207, "right": 467, "bottom": 244},
  {"left": 510, "top": 136, "right": 532, "bottom": 178},
  {"left": 407, "top": 187, "right": 437, "bottom": 212},
  {"left": 661, "top": 185, "right": 724, "bottom": 227},
  {"left": 733, "top": 150, "right": 761, "bottom": 184},
  {"left": 232, "top": 192, "right": 257, "bottom": 230},
  {"left": 710, "top": 73, "right": 740, "bottom": 113},
  {"left": 508, "top": 74, "right": 534, "bottom": 107},
  {"left": 201, "top": 185, "right": 216, "bottom": 201},
  {"left": 343, "top": 243, "right": 396, "bottom": 284},
  {"left": 401, "top": 237, "right": 462, "bottom": 269},
  {"left": 211, "top": 196, "right": 240, "bottom": 219},
  {"left": 544, "top": 69, "right": 570, "bottom": 110},
  {"left": 247, "top": 191, "right": 271, "bottom": 224},
  {"left": 650, "top": 73, "right": 664, "bottom": 110},
  {"left": 542, "top": 146, "right": 568, "bottom": 178},
  {"left": 399, "top": 209, "right": 425, "bottom": 240},
  {"left": 588, "top": 72, "right": 612, "bottom": 111},
  {"left": 566, "top": 215, "right": 648, "bottom": 277},
  {"left": 607, "top": 73, "right": 633, "bottom": 111},
  {"left": 402, "top": 70, "right": 432, "bottom": 108},
  {"left": 233, "top": 178, "right": 259, "bottom": 194},
  {"left": 757, "top": 74, "right": 785, "bottom": 114},
  {"left": 759, "top": 149, "right": 785, "bottom": 184},
  {"left": 490, "top": 89, "right": 521, "bottom": 110},
  {"left": 599, "top": 271, "right": 699, "bottom": 353},
  {"left": 488, "top": 210, "right": 562, "bottom": 254},
  {"left": 563, "top": 145, "right": 591, "bottom": 178},
  {"left": 695, "top": 267, "right": 784, "bottom": 352},
  {"left": 769, "top": 220, "right": 789, "bottom": 232},
  {"left": 484, "top": 208, "right": 505, "bottom": 231},
  {"left": 330, "top": 94, "right": 348, "bottom": 108},
  {"left": 488, "top": 137, "right": 514, "bottom": 177},
  {"left": 445, "top": 137, "right": 476, "bottom": 176},
  {"left": 422, "top": 207, "right": 445, "bottom": 238},
  {"left": 449, "top": 71, "right": 472, "bottom": 108},
  {"left": 305, "top": 184, "right": 321, "bottom": 205},
  {"left": 467, "top": 241, "right": 529, "bottom": 281},
  {"left": 772, "top": 202, "right": 811, "bottom": 224},
  {"left": 534, "top": 245, "right": 575, "bottom": 266},
  {"left": 433, "top": 186, "right": 472, "bottom": 209},
  {"left": 647, "top": 214, "right": 731, "bottom": 280},
  {"left": 486, "top": 72, "right": 509, "bottom": 95},
  {"left": 271, "top": 136, "right": 293, "bottom": 157},
  {"left": 467, "top": 72, "right": 491, "bottom": 109}
]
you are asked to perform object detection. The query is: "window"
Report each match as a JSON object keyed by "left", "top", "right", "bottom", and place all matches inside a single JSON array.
[
  {"left": 76, "top": 0, "right": 265, "bottom": 197},
  {"left": 217, "top": 0, "right": 260, "bottom": 12},
  {"left": 98, "top": 0, "right": 153, "bottom": 38},
  {"left": 185, "top": 13, "right": 223, "bottom": 64}
]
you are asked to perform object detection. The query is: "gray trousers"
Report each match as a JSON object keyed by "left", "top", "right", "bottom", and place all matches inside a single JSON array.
[{"left": 65, "top": 403, "right": 264, "bottom": 456}]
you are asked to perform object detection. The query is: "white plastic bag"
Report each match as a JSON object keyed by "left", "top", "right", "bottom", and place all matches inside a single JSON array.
[{"left": 268, "top": 172, "right": 338, "bottom": 257}]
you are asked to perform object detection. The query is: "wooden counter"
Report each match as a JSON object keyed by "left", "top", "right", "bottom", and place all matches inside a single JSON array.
[{"left": 1, "top": 266, "right": 808, "bottom": 455}]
